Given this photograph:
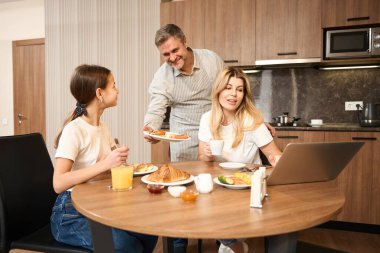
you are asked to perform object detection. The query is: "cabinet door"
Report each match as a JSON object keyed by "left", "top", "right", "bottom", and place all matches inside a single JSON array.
[
  {"left": 256, "top": 0, "right": 321, "bottom": 60},
  {"left": 274, "top": 130, "right": 325, "bottom": 151},
  {"left": 322, "top": 0, "right": 380, "bottom": 28},
  {"left": 151, "top": 141, "right": 171, "bottom": 164},
  {"left": 325, "top": 132, "right": 380, "bottom": 225},
  {"left": 204, "top": 0, "right": 255, "bottom": 66},
  {"left": 160, "top": 0, "right": 204, "bottom": 49}
]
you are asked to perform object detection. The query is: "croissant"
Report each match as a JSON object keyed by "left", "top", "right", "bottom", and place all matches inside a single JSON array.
[{"left": 147, "top": 164, "right": 190, "bottom": 183}]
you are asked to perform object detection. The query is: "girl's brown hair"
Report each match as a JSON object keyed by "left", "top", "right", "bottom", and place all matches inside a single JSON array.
[
  {"left": 210, "top": 66, "right": 264, "bottom": 148},
  {"left": 54, "top": 64, "right": 111, "bottom": 148}
]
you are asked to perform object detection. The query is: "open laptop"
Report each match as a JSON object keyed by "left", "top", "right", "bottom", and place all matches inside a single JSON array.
[{"left": 266, "top": 142, "right": 364, "bottom": 186}]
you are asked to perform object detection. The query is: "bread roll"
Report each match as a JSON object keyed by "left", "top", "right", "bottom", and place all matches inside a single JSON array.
[{"left": 147, "top": 164, "right": 190, "bottom": 183}]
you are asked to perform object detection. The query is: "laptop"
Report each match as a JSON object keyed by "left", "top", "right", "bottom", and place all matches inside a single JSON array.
[{"left": 266, "top": 142, "right": 364, "bottom": 186}]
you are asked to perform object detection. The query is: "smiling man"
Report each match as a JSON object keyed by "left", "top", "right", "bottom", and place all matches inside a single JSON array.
[{"left": 143, "top": 24, "right": 224, "bottom": 163}]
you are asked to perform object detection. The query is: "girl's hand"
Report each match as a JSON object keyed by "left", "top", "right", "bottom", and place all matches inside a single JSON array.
[
  {"left": 203, "top": 142, "right": 213, "bottom": 158},
  {"left": 103, "top": 146, "right": 130, "bottom": 169},
  {"left": 268, "top": 154, "right": 282, "bottom": 166}
]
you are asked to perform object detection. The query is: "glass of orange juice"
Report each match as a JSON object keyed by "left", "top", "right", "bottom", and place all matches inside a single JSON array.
[{"left": 111, "top": 165, "right": 133, "bottom": 191}]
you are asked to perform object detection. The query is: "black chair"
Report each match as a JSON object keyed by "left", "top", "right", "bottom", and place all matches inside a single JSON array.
[{"left": 0, "top": 133, "right": 91, "bottom": 253}]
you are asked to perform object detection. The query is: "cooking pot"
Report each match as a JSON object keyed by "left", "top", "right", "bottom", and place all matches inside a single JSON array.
[
  {"left": 357, "top": 102, "right": 380, "bottom": 127},
  {"left": 273, "top": 112, "right": 301, "bottom": 126}
]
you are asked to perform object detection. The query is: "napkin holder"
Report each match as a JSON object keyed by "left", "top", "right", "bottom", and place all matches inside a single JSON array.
[{"left": 250, "top": 167, "right": 267, "bottom": 209}]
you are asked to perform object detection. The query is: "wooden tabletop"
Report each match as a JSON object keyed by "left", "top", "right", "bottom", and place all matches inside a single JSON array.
[{"left": 71, "top": 161, "right": 345, "bottom": 239}]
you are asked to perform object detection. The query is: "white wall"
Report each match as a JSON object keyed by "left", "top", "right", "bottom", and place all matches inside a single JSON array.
[{"left": 0, "top": 0, "right": 44, "bottom": 136}]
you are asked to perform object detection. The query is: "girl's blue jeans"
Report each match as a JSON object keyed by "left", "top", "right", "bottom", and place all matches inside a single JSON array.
[{"left": 50, "top": 191, "right": 158, "bottom": 253}]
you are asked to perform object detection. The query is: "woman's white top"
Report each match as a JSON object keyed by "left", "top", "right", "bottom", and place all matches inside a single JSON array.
[
  {"left": 198, "top": 111, "right": 273, "bottom": 164},
  {"left": 55, "top": 117, "right": 115, "bottom": 171}
]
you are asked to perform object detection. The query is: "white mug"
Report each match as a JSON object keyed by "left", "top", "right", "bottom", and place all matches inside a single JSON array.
[
  {"left": 209, "top": 140, "right": 224, "bottom": 155},
  {"left": 194, "top": 173, "right": 213, "bottom": 194}
]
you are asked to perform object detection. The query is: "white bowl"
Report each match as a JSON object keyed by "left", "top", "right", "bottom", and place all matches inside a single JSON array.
[
  {"left": 310, "top": 119, "right": 323, "bottom": 125},
  {"left": 168, "top": 186, "right": 186, "bottom": 198}
]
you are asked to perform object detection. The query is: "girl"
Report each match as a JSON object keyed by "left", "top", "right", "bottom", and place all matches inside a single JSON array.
[
  {"left": 198, "top": 66, "right": 282, "bottom": 253},
  {"left": 51, "top": 64, "right": 157, "bottom": 253}
]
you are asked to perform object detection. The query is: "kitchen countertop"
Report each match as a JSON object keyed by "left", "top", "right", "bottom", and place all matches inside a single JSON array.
[{"left": 273, "top": 123, "right": 380, "bottom": 132}]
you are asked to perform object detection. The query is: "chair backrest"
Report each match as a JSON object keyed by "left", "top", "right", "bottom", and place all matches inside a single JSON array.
[{"left": 0, "top": 133, "right": 57, "bottom": 250}]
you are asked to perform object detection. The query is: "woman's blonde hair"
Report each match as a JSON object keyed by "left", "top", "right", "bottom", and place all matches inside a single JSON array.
[{"left": 210, "top": 66, "right": 264, "bottom": 148}]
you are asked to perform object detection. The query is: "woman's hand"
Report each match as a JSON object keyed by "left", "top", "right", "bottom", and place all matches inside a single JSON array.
[
  {"left": 268, "top": 154, "right": 282, "bottom": 166},
  {"left": 198, "top": 141, "right": 214, "bottom": 162},
  {"left": 265, "top": 122, "right": 276, "bottom": 136},
  {"left": 143, "top": 125, "right": 160, "bottom": 144}
]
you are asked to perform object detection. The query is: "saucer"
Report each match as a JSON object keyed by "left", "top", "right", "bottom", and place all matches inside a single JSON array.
[{"left": 308, "top": 123, "right": 324, "bottom": 127}]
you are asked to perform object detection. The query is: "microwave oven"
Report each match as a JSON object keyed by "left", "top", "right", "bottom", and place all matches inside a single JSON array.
[{"left": 325, "top": 27, "right": 380, "bottom": 59}]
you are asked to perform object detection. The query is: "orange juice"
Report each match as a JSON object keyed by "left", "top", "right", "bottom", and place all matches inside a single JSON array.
[{"left": 111, "top": 165, "right": 133, "bottom": 191}]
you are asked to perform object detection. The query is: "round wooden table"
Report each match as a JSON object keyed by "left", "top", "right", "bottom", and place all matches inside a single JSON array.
[{"left": 72, "top": 161, "right": 344, "bottom": 243}]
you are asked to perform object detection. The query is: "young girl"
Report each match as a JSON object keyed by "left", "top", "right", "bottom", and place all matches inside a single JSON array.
[
  {"left": 198, "top": 66, "right": 282, "bottom": 253},
  {"left": 51, "top": 64, "right": 157, "bottom": 253}
]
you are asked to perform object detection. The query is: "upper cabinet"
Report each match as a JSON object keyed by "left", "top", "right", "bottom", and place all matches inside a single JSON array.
[
  {"left": 160, "top": 0, "right": 255, "bottom": 66},
  {"left": 160, "top": 0, "right": 204, "bottom": 49},
  {"left": 204, "top": 0, "right": 255, "bottom": 66},
  {"left": 256, "top": 0, "right": 322, "bottom": 62},
  {"left": 322, "top": 0, "right": 380, "bottom": 28}
]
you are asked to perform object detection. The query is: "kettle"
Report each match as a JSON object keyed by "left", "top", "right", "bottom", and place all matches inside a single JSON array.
[{"left": 357, "top": 103, "right": 380, "bottom": 127}]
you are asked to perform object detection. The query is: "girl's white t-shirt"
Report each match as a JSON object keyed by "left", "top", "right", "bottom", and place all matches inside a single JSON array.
[
  {"left": 198, "top": 111, "right": 273, "bottom": 164},
  {"left": 55, "top": 117, "right": 115, "bottom": 171}
]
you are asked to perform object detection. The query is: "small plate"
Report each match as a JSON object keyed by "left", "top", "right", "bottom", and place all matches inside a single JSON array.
[
  {"left": 219, "top": 162, "right": 246, "bottom": 170},
  {"left": 143, "top": 131, "right": 191, "bottom": 142},
  {"left": 141, "top": 175, "right": 194, "bottom": 186},
  {"left": 133, "top": 165, "right": 158, "bottom": 176},
  {"left": 213, "top": 177, "right": 250, "bottom": 190},
  {"left": 308, "top": 123, "right": 324, "bottom": 127}
]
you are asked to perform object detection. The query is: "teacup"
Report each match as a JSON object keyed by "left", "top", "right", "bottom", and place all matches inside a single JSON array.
[
  {"left": 194, "top": 173, "right": 213, "bottom": 194},
  {"left": 209, "top": 140, "right": 224, "bottom": 155}
]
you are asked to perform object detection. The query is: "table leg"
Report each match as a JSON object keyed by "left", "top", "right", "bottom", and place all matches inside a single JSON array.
[
  {"left": 265, "top": 232, "right": 297, "bottom": 253},
  {"left": 89, "top": 220, "right": 114, "bottom": 253},
  {"left": 163, "top": 237, "right": 175, "bottom": 253}
]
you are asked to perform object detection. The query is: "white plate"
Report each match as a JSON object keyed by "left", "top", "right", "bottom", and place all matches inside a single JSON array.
[
  {"left": 213, "top": 177, "right": 250, "bottom": 190},
  {"left": 141, "top": 174, "right": 194, "bottom": 186},
  {"left": 133, "top": 165, "right": 158, "bottom": 176},
  {"left": 143, "top": 131, "right": 191, "bottom": 142},
  {"left": 219, "top": 162, "right": 246, "bottom": 170},
  {"left": 308, "top": 123, "right": 324, "bottom": 127}
]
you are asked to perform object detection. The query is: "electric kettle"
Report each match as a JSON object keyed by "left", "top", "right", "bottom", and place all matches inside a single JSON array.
[{"left": 357, "top": 103, "right": 380, "bottom": 127}]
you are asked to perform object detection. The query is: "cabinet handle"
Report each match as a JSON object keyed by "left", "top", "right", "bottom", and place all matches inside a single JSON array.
[
  {"left": 224, "top": 60, "right": 239, "bottom": 63},
  {"left": 277, "top": 135, "right": 299, "bottom": 139},
  {"left": 277, "top": 52, "right": 297, "bottom": 56},
  {"left": 347, "top": 16, "right": 370, "bottom": 22},
  {"left": 352, "top": 137, "right": 377, "bottom": 141}
]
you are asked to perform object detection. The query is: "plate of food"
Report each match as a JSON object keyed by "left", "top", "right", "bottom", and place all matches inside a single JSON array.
[
  {"left": 131, "top": 163, "right": 158, "bottom": 176},
  {"left": 219, "top": 162, "right": 246, "bottom": 170},
  {"left": 141, "top": 164, "right": 194, "bottom": 186},
  {"left": 143, "top": 130, "right": 191, "bottom": 142},
  {"left": 213, "top": 172, "right": 251, "bottom": 189}
]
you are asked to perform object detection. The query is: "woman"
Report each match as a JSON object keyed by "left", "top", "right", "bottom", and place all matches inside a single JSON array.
[{"left": 198, "top": 66, "right": 282, "bottom": 253}]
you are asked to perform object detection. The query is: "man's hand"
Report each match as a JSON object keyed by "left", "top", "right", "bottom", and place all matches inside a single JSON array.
[
  {"left": 265, "top": 122, "right": 276, "bottom": 137},
  {"left": 143, "top": 125, "right": 160, "bottom": 144}
]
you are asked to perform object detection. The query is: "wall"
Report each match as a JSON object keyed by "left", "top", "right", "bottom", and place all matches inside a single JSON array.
[
  {"left": 45, "top": 0, "right": 160, "bottom": 162},
  {"left": 250, "top": 68, "right": 380, "bottom": 125},
  {"left": 0, "top": 0, "right": 44, "bottom": 136}
]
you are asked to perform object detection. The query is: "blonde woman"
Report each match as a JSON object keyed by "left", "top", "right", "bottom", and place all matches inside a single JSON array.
[{"left": 198, "top": 66, "right": 282, "bottom": 253}]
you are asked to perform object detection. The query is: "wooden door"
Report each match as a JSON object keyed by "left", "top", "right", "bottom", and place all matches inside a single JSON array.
[
  {"left": 205, "top": 0, "right": 255, "bottom": 66},
  {"left": 274, "top": 130, "right": 325, "bottom": 151},
  {"left": 160, "top": 0, "right": 204, "bottom": 49},
  {"left": 322, "top": 0, "right": 380, "bottom": 28},
  {"left": 13, "top": 39, "right": 45, "bottom": 139},
  {"left": 325, "top": 131, "right": 380, "bottom": 225}
]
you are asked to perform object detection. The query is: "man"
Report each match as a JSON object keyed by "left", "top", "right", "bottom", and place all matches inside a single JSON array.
[{"left": 143, "top": 24, "right": 224, "bottom": 162}]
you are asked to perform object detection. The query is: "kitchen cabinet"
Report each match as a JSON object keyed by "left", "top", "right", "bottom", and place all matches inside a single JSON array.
[
  {"left": 325, "top": 131, "right": 380, "bottom": 225},
  {"left": 255, "top": 0, "right": 322, "bottom": 61},
  {"left": 322, "top": 0, "right": 380, "bottom": 28},
  {"left": 274, "top": 130, "right": 325, "bottom": 151},
  {"left": 160, "top": 0, "right": 204, "bottom": 49},
  {"left": 204, "top": 0, "right": 255, "bottom": 66}
]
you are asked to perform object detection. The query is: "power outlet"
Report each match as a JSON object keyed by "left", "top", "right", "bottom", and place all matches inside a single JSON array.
[{"left": 345, "top": 101, "right": 363, "bottom": 111}]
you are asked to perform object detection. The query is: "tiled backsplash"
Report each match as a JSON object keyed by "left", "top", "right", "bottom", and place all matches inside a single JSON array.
[{"left": 248, "top": 68, "right": 380, "bottom": 125}]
